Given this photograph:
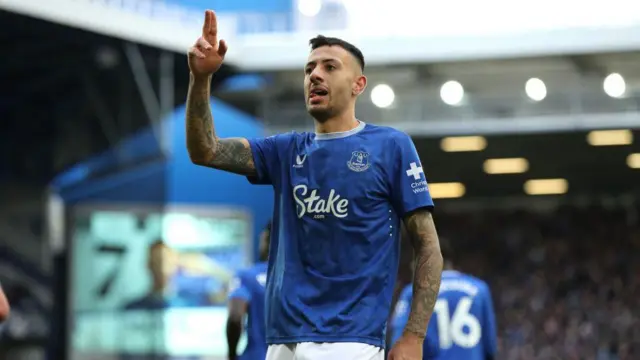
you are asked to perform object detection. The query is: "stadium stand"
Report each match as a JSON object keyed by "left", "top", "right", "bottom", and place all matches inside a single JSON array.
[{"left": 394, "top": 202, "right": 640, "bottom": 359}]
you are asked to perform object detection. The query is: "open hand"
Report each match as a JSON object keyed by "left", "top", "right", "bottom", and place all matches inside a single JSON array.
[{"left": 188, "top": 10, "right": 228, "bottom": 77}]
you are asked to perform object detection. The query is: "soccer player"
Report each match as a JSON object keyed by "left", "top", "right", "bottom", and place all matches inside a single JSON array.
[
  {"left": 186, "top": 10, "right": 443, "bottom": 360},
  {"left": 123, "top": 240, "right": 190, "bottom": 310},
  {"left": 391, "top": 239, "right": 497, "bottom": 360},
  {"left": 123, "top": 240, "right": 232, "bottom": 309},
  {"left": 226, "top": 221, "right": 271, "bottom": 360}
]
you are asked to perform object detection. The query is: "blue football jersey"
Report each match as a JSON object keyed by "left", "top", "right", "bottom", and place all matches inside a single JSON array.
[
  {"left": 228, "top": 262, "right": 268, "bottom": 360},
  {"left": 246, "top": 121, "right": 434, "bottom": 348},
  {"left": 391, "top": 270, "right": 497, "bottom": 360}
]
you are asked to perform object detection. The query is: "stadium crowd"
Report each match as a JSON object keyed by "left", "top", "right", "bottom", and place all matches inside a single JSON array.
[{"left": 394, "top": 203, "right": 640, "bottom": 360}]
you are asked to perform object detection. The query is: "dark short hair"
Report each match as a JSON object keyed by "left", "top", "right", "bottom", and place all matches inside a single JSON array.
[
  {"left": 264, "top": 220, "right": 272, "bottom": 233},
  {"left": 309, "top": 35, "right": 365, "bottom": 71},
  {"left": 150, "top": 239, "right": 168, "bottom": 250}
]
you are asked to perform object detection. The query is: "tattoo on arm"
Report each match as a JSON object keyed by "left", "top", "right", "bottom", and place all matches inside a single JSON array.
[
  {"left": 185, "top": 75, "right": 256, "bottom": 176},
  {"left": 185, "top": 75, "right": 215, "bottom": 161},
  {"left": 402, "top": 209, "right": 443, "bottom": 338},
  {"left": 209, "top": 139, "right": 256, "bottom": 175}
]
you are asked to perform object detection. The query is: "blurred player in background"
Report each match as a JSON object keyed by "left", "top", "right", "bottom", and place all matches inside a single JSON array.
[
  {"left": 391, "top": 239, "right": 497, "bottom": 360},
  {"left": 186, "top": 10, "right": 443, "bottom": 360},
  {"left": 0, "top": 283, "right": 9, "bottom": 322},
  {"left": 124, "top": 240, "right": 189, "bottom": 310},
  {"left": 226, "top": 221, "right": 271, "bottom": 360},
  {"left": 124, "top": 240, "right": 232, "bottom": 309}
]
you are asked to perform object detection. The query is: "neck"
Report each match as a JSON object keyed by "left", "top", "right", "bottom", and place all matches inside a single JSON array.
[
  {"left": 443, "top": 262, "right": 455, "bottom": 271},
  {"left": 314, "top": 107, "right": 358, "bottom": 134}
]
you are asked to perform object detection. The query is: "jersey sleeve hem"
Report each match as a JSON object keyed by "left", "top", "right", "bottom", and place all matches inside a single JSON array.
[
  {"left": 246, "top": 138, "right": 270, "bottom": 185},
  {"left": 228, "top": 286, "right": 252, "bottom": 302},
  {"left": 228, "top": 293, "right": 251, "bottom": 302},
  {"left": 399, "top": 204, "right": 435, "bottom": 218}
]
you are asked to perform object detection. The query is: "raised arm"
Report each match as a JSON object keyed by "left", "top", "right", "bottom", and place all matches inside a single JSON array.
[
  {"left": 186, "top": 10, "right": 256, "bottom": 176},
  {"left": 185, "top": 75, "right": 256, "bottom": 176},
  {"left": 401, "top": 209, "right": 443, "bottom": 338}
]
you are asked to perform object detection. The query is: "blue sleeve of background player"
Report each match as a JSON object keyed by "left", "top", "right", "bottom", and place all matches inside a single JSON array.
[
  {"left": 389, "top": 132, "right": 435, "bottom": 216},
  {"left": 247, "top": 134, "right": 289, "bottom": 185},
  {"left": 227, "top": 273, "right": 252, "bottom": 302},
  {"left": 424, "top": 313, "right": 440, "bottom": 360},
  {"left": 481, "top": 284, "right": 498, "bottom": 358},
  {"left": 390, "top": 286, "right": 412, "bottom": 346}
]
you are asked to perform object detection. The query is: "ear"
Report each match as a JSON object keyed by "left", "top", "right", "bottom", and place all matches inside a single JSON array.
[{"left": 353, "top": 75, "right": 367, "bottom": 96}]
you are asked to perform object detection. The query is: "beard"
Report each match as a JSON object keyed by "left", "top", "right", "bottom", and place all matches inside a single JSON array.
[{"left": 307, "top": 104, "right": 334, "bottom": 122}]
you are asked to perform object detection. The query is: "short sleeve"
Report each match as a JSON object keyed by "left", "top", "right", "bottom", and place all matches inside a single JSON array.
[
  {"left": 389, "top": 132, "right": 434, "bottom": 216},
  {"left": 248, "top": 133, "right": 296, "bottom": 186},
  {"left": 227, "top": 275, "right": 251, "bottom": 302},
  {"left": 246, "top": 136, "right": 279, "bottom": 185}
]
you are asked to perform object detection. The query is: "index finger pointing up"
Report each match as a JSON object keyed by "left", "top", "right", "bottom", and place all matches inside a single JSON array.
[
  {"left": 202, "top": 10, "right": 218, "bottom": 39},
  {"left": 202, "top": 10, "right": 210, "bottom": 35}
]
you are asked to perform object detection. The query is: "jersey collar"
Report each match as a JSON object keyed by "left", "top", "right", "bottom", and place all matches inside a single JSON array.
[{"left": 315, "top": 121, "right": 366, "bottom": 141}]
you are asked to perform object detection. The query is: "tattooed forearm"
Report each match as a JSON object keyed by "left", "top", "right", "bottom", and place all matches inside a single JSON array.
[
  {"left": 402, "top": 209, "right": 443, "bottom": 338},
  {"left": 209, "top": 139, "right": 256, "bottom": 175},
  {"left": 185, "top": 74, "right": 215, "bottom": 161},
  {"left": 185, "top": 74, "right": 256, "bottom": 176}
]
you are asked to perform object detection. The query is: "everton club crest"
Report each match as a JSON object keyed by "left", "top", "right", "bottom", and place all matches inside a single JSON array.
[{"left": 347, "top": 151, "right": 370, "bottom": 172}]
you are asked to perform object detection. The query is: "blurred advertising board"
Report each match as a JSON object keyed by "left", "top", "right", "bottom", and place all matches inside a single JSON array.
[{"left": 68, "top": 204, "right": 253, "bottom": 360}]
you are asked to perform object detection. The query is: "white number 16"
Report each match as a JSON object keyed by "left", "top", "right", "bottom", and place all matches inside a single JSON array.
[{"left": 434, "top": 296, "right": 481, "bottom": 349}]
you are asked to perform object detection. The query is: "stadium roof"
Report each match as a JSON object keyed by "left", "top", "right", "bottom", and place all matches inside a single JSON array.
[
  {"left": 1, "top": 10, "right": 638, "bottom": 199},
  {"left": 0, "top": 10, "right": 237, "bottom": 184}
]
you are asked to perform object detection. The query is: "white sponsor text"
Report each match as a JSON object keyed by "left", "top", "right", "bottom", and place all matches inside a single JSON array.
[{"left": 293, "top": 184, "right": 349, "bottom": 219}]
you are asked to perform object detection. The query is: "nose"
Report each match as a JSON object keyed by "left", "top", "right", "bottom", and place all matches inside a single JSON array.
[{"left": 310, "top": 69, "right": 324, "bottom": 83}]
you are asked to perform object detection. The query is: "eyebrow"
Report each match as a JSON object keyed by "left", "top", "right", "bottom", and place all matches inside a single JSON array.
[{"left": 305, "top": 58, "right": 340, "bottom": 68}]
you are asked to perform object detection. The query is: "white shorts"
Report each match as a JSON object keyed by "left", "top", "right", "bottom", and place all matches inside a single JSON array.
[{"left": 266, "top": 342, "right": 384, "bottom": 360}]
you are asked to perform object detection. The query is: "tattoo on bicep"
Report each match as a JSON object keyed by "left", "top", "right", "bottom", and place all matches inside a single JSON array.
[
  {"left": 403, "top": 210, "right": 443, "bottom": 337},
  {"left": 209, "top": 138, "right": 257, "bottom": 176}
]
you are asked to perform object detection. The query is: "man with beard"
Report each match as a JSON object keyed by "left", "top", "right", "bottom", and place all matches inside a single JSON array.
[{"left": 185, "top": 10, "right": 443, "bottom": 360}]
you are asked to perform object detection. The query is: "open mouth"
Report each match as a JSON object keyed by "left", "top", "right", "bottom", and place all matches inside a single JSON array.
[{"left": 309, "top": 88, "right": 328, "bottom": 102}]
